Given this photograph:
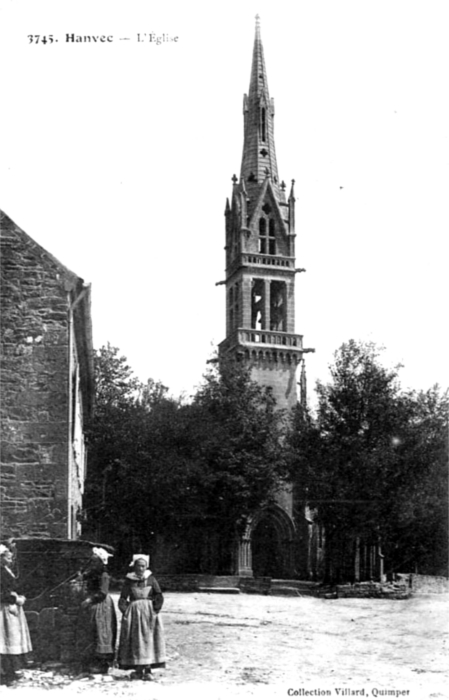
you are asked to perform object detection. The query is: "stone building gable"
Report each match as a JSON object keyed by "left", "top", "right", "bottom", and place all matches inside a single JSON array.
[{"left": 0, "top": 210, "right": 93, "bottom": 539}]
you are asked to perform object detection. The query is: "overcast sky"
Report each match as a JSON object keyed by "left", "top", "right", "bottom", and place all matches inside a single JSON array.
[{"left": 1, "top": 0, "right": 447, "bottom": 404}]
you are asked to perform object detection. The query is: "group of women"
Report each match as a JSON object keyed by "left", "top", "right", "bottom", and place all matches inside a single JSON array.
[{"left": 0, "top": 544, "right": 166, "bottom": 685}]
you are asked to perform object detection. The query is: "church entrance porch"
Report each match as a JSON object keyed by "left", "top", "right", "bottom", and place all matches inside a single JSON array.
[
  {"left": 252, "top": 518, "right": 285, "bottom": 577},
  {"left": 236, "top": 505, "right": 296, "bottom": 578}
]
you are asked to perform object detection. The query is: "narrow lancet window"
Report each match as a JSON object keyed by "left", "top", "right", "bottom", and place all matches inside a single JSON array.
[
  {"left": 261, "top": 108, "right": 266, "bottom": 142},
  {"left": 268, "top": 219, "right": 276, "bottom": 254},
  {"left": 259, "top": 218, "right": 267, "bottom": 254}
]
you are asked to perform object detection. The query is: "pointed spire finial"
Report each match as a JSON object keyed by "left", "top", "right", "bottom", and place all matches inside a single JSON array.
[
  {"left": 254, "top": 15, "right": 262, "bottom": 43},
  {"left": 289, "top": 179, "right": 296, "bottom": 200}
]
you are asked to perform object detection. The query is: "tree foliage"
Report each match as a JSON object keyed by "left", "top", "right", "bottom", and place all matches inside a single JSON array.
[
  {"left": 82, "top": 343, "right": 148, "bottom": 554},
  {"left": 290, "top": 340, "right": 448, "bottom": 580},
  {"left": 188, "top": 357, "right": 289, "bottom": 533}
]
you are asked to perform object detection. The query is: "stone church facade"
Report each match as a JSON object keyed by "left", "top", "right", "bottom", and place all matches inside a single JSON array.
[
  {"left": 0, "top": 210, "right": 94, "bottom": 540},
  {"left": 219, "top": 20, "right": 320, "bottom": 580}
]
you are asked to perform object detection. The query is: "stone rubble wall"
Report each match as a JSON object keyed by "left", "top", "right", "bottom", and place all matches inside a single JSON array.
[
  {"left": 17, "top": 538, "right": 113, "bottom": 664},
  {"left": 398, "top": 573, "right": 449, "bottom": 595},
  {"left": 1, "top": 213, "right": 72, "bottom": 538},
  {"left": 336, "top": 581, "right": 412, "bottom": 599}
]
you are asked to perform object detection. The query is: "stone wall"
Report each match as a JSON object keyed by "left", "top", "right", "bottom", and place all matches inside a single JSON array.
[
  {"left": 250, "top": 358, "right": 298, "bottom": 412},
  {"left": 16, "top": 538, "right": 113, "bottom": 664},
  {"left": 399, "top": 573, "right": 449, "bottom": 595},
  {"left": 332, "top": 575, "right": 449, "bottom": 599},
  {"left": 0, "top": 210, "right": 93, "bottom": 539},
  {"left": 336, "top": 581, "right": 411, "bottom": 599}
]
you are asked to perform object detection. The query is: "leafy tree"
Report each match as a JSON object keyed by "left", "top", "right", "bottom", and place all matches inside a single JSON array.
[
  {"left": 94, "top": 343, "right": 142, "bottom": 409},
  {"left": 82, "top": 344, "right": 167, "bottom": 558},
  {"left": 383, "top": 385, "right": 448, "bottom": 574},
  {"left": 289, "top": 340, "right": 448, "bottom": 582},
  {"left": 188, "top": 357, "right": 289, "bottom": 532}
]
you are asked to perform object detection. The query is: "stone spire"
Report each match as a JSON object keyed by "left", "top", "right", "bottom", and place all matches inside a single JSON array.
[{"left": 240, "top": 16, "right": 280, "bottom": 205}]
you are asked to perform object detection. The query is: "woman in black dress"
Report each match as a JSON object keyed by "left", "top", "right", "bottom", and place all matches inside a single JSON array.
[{"left": 77, "top": 546, "right": 117, "bottom": 673}]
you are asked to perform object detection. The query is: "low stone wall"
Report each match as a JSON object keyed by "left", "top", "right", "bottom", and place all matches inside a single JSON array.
[
  {"left": 336, "top": 581, "right": 411, "bottom": 599},
  {"left": 401, "top": 573, "right": 449, "bottom": 595}
]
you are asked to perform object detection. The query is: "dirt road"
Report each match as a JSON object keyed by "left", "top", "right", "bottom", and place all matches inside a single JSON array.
[{"left": 2, "top": 592, "right": 448, "bottom": 700}]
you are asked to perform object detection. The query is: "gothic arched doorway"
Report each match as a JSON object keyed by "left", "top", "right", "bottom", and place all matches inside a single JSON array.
[{"left": 249, "top": 505, "right": 296, "bottom": 579}]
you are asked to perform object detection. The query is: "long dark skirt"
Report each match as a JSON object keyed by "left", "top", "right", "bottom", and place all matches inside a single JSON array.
[
  {"left": 118, "top": 599, "right": 166, "bottom": 669},
  {"left": 76, "top": 595, "right": 117, "bottom": 668}
]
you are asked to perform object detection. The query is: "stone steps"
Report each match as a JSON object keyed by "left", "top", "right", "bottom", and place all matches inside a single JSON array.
[
  {"left": 198, "top": 587, "right": 241, "bottom": 594},
  {"left": 268, "top": 586, "right": 301, "bottom": 597},
  {"left": 270, "top": 579, "right": 320, "bottom": 597},
  {"left": 196, "top": 576, "right": 240, "bottom": 588}
]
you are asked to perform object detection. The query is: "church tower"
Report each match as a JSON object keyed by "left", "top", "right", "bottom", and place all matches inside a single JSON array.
[
  {"left": 220, "top": 18, "right": 307, "bottom": 412},
  {"left": 219, "top": 18, "right": 313, "bottom": 578}
]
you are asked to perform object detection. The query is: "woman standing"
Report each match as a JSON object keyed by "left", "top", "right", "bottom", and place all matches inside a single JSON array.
[
  {"left": 0, "top": 544, "right": 32, "bottom": 685},
  {"left": 117, "top": 554, "right": 166, "bottom": 681},
  {"left": 77, "top": 546, "right": 117, "bottom": 674}
]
